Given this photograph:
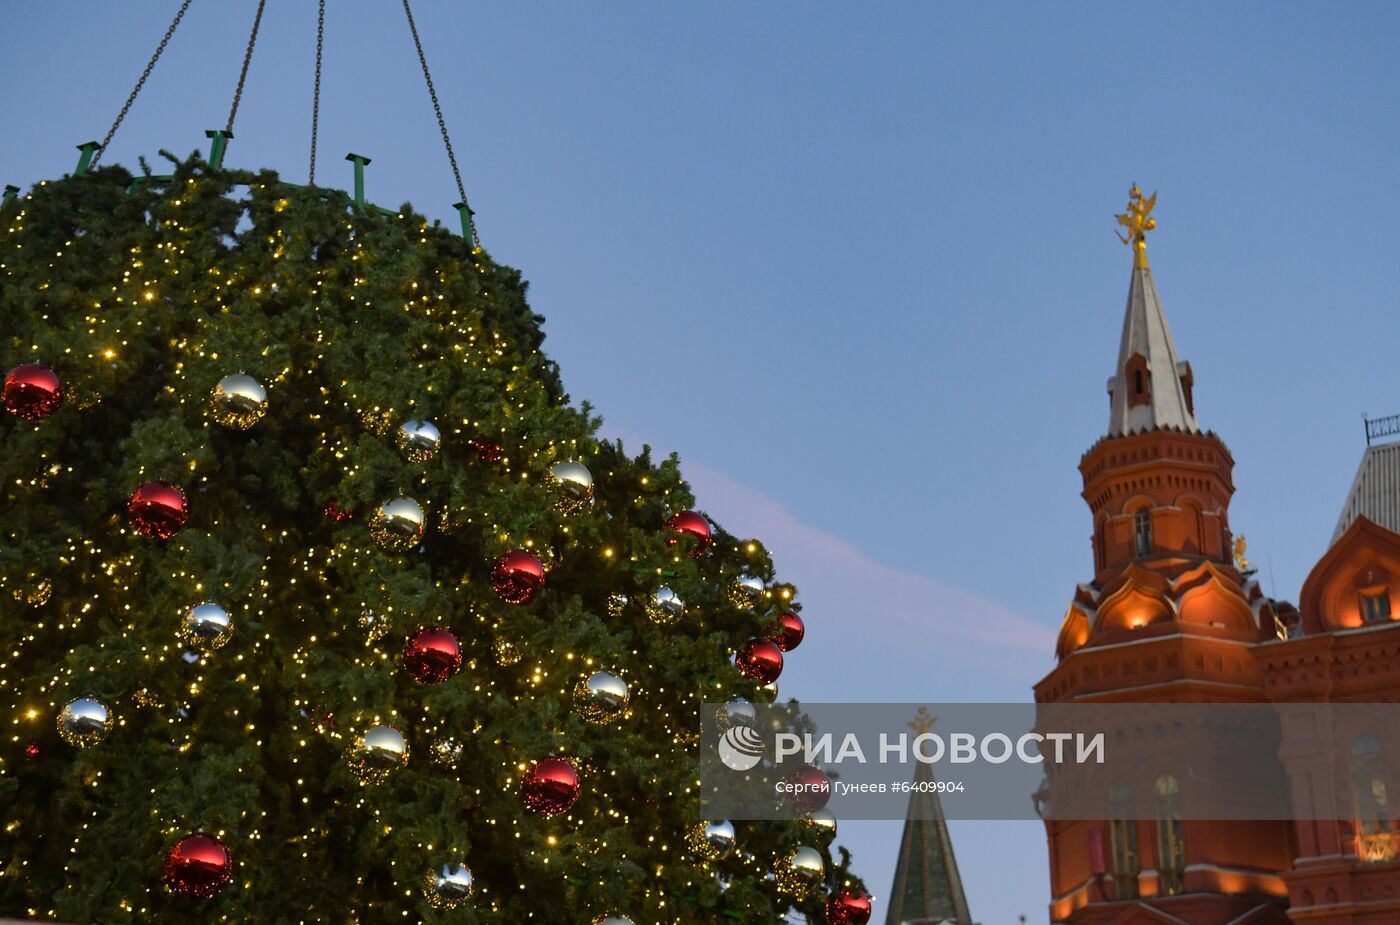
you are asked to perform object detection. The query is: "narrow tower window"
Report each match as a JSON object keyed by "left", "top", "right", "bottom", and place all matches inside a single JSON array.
[
  {"left": 1124, "top": 354, "right": 1151, "bottom": 408},
  {"left": 1155, "top": 775, "right": 1185, "bottom": 895},
  {"left": 1109, "top": 783, "right": 1139, "bottom": 899},
  {"left": 1133, "top": 508, "right": 1152, "bottom": 557},
  {"left": 1352, "top": 734, "right": 1392, "bottom": 862}
]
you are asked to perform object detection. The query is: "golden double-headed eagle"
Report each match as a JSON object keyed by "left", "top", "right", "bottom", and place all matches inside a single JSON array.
[
  {"left": 908, "top": 706, "right": 937, "bottom": 735},
  {"left": 1116, "top": 184, "right": 1157, "bottom": 268}
]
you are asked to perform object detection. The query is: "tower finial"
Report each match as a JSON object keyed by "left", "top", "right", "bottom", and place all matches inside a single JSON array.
[
  {"left": 907, "top": 706, "right": 937, "bottom": 736},
  {"left": 1115, "top": 184, "right": 1158, "bottom": 269}
]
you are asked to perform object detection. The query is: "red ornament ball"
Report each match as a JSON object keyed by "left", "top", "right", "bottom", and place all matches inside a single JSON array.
[
  {"left": 471, "top": 439, "right": 503, "bottom": 462},
  {"left": 765, "top": 610, "right": 806, "bottom": 652},
  {"left": 4, "top": 364, "right": 63, "bottom": 421},
  {"left": 128, "top": 481, "right": 189, "bottom": 540},
  {"left": 826, "top": 888, "right": 873, "bottom": 925},
  {"left": 521, "top": 757, "right": 580, "bottom": 816},
  {"left": 164, "top": 833, "right": 232, "bottom": 900},
  {"left": 665, "top": 510, "right": 712, "bottom": 557},
  {"left": 404, "top": 627, "right": 462, "bottom": 684},
  {"left": 784, "top": 765, "right": 832, "bottom": 813},
  {"left": 735, "top": 638, "right": 784, "bottom": 684},
  {"left": 492, "top": 549, "right": 545, "bottom": 604},
  {"left": 323, "top": 500, "right": 354, "bottom": 522}
]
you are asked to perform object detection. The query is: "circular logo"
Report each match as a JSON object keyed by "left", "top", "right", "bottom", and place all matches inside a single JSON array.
[{"left": 717, "top": 725, "right": 765, "bottom": 771}]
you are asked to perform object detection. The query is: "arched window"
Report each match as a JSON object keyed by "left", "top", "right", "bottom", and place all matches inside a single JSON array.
[
  {"left": 1109, "top": 783, "right": 1139, "bottom": 898},
  {"left": 1134, "top": 508, "right": 1153, "bottom": 557},
  {"left": 1360, "top": 588, "right": 1392, "bottom": 624},
  {"left": 1353, "top": 733, "right": 1391, "bottom": 861},
  {"left": 1134, "top": 369, "right": 1145, "bottom": 396},
  {"left": 1155, "top": 774, "right": 1185, "bottom": 895},
  {"left": 1095, "top": 523, "right": 1107, "bottom": 571}
]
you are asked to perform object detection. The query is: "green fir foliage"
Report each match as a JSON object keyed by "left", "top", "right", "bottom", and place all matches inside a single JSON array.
[{"left": 0, "top": 152, "right": 862, "bottom": 923}]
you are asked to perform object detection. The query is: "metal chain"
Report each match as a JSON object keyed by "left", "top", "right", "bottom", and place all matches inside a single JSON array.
[
  {"left": 225, "top": 0, "right": 269, "bottom": 134},
  {"left": 401, "top": 0, "right": 478, "bottom": 242},
  {"left": 92, "top": 0, "right": 196, "bottom": 168},
  {"left": 309, "top": 0, "right": 325, "bottom": 185}
]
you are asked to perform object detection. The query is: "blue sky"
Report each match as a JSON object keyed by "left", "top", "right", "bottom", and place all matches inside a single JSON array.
[{"left": 5, "top": 2, "right": 1399, "bottom": 922}]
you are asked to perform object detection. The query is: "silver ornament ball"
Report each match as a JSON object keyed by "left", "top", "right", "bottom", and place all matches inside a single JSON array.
[
  {"left": 348, "top": 724, "right": 409, "bottom": 784},
  {"left": 717, "top": 698, "right": 757, "bottom": 731},
  {"left": 397, "top": 419, "right": 441, "bottom": 462},
  {"left": 775, "top": 845, "right": 825, "bottom": 898},
  {"left": 180, "top": 601, "right": 233, "bottom": 651},
  {"left": 370, "top": 497, "right": 425, "bottom": 551},
  {"left": 208, "top": 373, "right": 267, "bottom": 430},
  {"left": 731, "top": 573, "right": 768, "bottom": 610},
  {"left": 645, "top": 586, "right": 685, "bottom": 625},
  {"left": 423, "top": 863, "right": 474, "bottom": 909},
  {"left": 574, "top": 670, "right": 630, "bottom": 724},
  {"left": 690, "top": 820, "right": 737, "bottom": 861},
  {"left": 57, "top": 696, "right": 113, "bottom": 748},
  {"left": 548, "top": 461, "right": 594, "bottom": 511}
]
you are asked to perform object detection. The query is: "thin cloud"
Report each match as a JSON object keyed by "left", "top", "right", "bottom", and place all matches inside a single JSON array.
[{"left": 611, "top": 430, "right": 1056, "bottom": 661}]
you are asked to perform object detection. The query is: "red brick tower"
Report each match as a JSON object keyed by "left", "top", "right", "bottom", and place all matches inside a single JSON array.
[{"left": 1035, "top": 189, "right": 1293, "bottom": 925}]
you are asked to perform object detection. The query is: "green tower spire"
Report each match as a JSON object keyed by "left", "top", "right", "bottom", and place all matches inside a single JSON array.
[{"left": 886, "top": 711, "right": 975, "bottom": 925}]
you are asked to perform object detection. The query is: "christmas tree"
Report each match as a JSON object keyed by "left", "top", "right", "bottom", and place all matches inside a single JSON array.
[{"left": 0, "top": 148, "right": 870, "bottom": 923}]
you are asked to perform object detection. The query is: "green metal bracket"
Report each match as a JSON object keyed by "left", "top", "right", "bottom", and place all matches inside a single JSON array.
[
  {"left": 345, "top": 153, "right": 372, "bottom": 210},
  {"left": 2, "top": 185, "right": 18, "bottom": 208},
  {"left": 74, "top": 141, "right": 101, "bottom": 176},
  {"left": 126, "top": 175, "right": 176, "bottom": 197},
  {"left": 205, "top": 129, "right": 233, "bottom": 170},
  {"left": 453, "top": 201, "right": 477, "bottom": 248}
]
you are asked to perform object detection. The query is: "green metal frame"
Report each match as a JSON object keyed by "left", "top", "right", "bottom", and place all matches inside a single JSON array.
[
  {"left": 74, "top": 141, "right": 101, "bottom": 176},
  {"left": 205, "top": 129, "right": 233, "bottom": 170},
  {"left": 345, "top": 153, "right": 372, "bottom": 210},
  {"left": 58, "top": 134, "right": 479, "bottom": 244}
]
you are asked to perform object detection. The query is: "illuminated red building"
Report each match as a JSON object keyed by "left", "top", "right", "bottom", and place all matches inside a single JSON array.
[{"left": 1034, "top": 190, "right": 1400, "bottom": 925}]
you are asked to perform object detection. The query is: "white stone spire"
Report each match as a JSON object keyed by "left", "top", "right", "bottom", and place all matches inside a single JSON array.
[
  {"left": 1105, "top": 264, "right": 1200, "bottom": 436},
  {"left": 1105, "top": 187, "right": 1200, "bottom": 436}
]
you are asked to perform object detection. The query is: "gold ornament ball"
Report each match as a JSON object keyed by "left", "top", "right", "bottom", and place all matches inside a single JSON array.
[
  {"left": 13, "top": 574, "right": 51, "bottom": 607},
  {"left": 208, "top": 373, "right": 267, "bottom": 430},
  {"left": 348, "top": 724, "right": 409, "bottom": 784},
  {"left": 775, "top": 845, "right": 825, "bottom": 899},
  {"left": 369, "top": 497, "right": 425, "bottom": 551},
  {"left": 423, "top": 862, "right": 473, "bottom": 909},
  {"left": 607, "top": 592, "right": 629, "bottom": 619},
  {"left": 397, "top": 419, "right": 441, "bottom": 462},
  {"left": 547, "top": 461, "right": 594, "bottom": 512},
  {"left": 57, "top": 696, "right": 113, "bottom": 748},
  {"left": 687, "top": 820, "right": 736, "bottom": 862},
  {"left": 432, "top": 737, "right": 464, "bottom": 768},
  {"left": 179, "top": 601, "right": 233, "bottom": 651},
  {"left": 492, "top": 637, "right": 523, "bottom": 666},
  {"left": 644, "top": 586, "right": 685, "bottom": 625},
  {"left": 360, "top": 609, "right": 390, "bottom": 644},
  {"left": 573, "top": 670, "right": 630, "bottom": 725}
]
